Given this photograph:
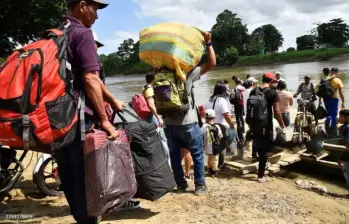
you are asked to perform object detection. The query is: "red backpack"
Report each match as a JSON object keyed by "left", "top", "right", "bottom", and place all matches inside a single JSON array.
[
  {"left": 131, "top": 86, "right": 151, "bottom": 120},
  {"left": 0, "top": 22, "right": 78, "bottom": 153}
]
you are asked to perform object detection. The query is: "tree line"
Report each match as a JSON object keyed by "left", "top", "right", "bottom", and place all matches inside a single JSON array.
[{"left": 1, "top": 3, "right": 349, "bottom": 75}]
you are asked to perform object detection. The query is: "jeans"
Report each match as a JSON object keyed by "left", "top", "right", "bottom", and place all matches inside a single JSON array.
[
  {"left": 157, "top": 127, "right": 171, "bottom": 165},
  {"left": 281, "top": 112, "right": 291, "bottom": 128},
  {"left": 165, "top": 123, "right": 205, "bottom": 186},
  {"left": 324, "top": 96, "right": 339, "bottom": 136},
  {"left": 54, "top": 123, "right": 97, "bottom": 224},
  {"left": 253, "top": 138, "right": 274, "bottom": 178}
]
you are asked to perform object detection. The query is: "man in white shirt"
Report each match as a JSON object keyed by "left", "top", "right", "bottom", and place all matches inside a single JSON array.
[{"left": 243, "top": 77, "right": 258, "bottom": 113}]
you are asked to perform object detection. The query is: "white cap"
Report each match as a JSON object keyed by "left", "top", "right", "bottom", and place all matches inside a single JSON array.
[
  {"left": 92, "top": 31, "right": 98, "bottom": 41},
  {"left": 275, "top": 71, "right": 282, "bottom": 75},
  {"left": 92, "top": 31, "right": 104, "bottom": 48},
  {"left": 247, "top": 77, "right": 258, "bottom": 83},
  {"left": 205, "top": 109, "right": 216, "bottom": 118}
]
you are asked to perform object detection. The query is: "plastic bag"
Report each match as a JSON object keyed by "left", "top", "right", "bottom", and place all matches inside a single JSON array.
[
  {"left": 139, "top": 22, "right": 205, "bottom": 81},
  {"left": 84, "top": 129, "right": 137, "bottom": 216}
]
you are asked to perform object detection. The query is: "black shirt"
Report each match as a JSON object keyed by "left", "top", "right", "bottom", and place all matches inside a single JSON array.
[{"left": 250, "top": 87, "right": 280, "bottom": 133}]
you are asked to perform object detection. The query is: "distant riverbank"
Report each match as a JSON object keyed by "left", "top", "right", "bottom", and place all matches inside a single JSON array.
[
  {"left": 234, "top": 48, "right": 349, "bottom": 67},
  {"left": 106, "top": 48, "right": 349, "bottom": 76}
]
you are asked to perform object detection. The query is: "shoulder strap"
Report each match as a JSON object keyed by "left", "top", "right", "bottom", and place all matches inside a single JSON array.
[
  {"left": 191, "top": 85, "right": 197, "bottom": 109},
  {"left": 213, "top": 97, "right": 218, "bottom": 110},
  {"left": 142, "top": 85, "right": 149, "bottom": 94}
]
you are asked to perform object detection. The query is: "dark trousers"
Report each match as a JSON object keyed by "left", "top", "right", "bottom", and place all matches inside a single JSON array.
[
  {"left": 281, "top": 112, "right": 291, "bottom": 127},
  {"left": 54, "top": 127, "right": 97, "bottom": 224},
  {"left": 253, "top": 138, "right": 274, "bottom": 178},
  {"left": 234, "top": 106, "right": 245, "bottom": 141},
  {"left": 218, "top": 149, "right": 226, "bottom": 168}
]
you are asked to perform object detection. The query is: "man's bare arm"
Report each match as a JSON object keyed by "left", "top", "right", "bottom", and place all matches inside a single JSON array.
[
  {"left": 83, "top": 72, "right": 108, "bottom": 122},
  {"left": 273, "top": 102, "right": 285, "bottom": 128},
  {"left": 146, "top": 97, "right": 163, "bottom": 127},
  {"left": 339, "top": 87, "right": 345, "bottom": 109},
  {"left": 83, "top": 72, "right": 118, "bottom": 139},
  {"left": 200, "top": 32, "right": 216, "bottom": 75}
]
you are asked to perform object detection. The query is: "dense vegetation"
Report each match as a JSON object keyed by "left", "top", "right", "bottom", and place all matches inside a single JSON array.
[
  {"left": 235, "top": 48, "right": 349, "bottom": 66},
  {"left": 1, "top": 4, "right": 349, "bottom": 75}
]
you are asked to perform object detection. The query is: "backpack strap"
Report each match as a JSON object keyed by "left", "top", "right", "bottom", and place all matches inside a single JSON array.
[
  {"left": 78, "top": 90, "right": 86, "bottom": 141},
  {"left": 22, "top": 115, "right": 30, "bottom": 150},
  {"left": 142, "top": 85, "right": 150, "bottom": 95},
  {"left": 212, "top": 97, "right": 218, "bottom": 110}
]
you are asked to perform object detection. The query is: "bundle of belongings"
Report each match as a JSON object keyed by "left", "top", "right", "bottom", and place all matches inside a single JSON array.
[
  {"left": 139, "top": 22, "right": 206, "bottom": 117},
  {"left": 139, "top": 22, "right": 206, "bottom": 82}
]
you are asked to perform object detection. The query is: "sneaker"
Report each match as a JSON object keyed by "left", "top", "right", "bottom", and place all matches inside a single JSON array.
[
  {"left": 218, "top": 163, "right": 227, "bottom": 170},
  {"left": 115, "top": 199, "right": 141, "bottom": 211},
  {"left": 257, "top": 176, "right": 269, "bottom": 183},
  {"left": 184, "top": 173, "right": 194, "bottom": 180},
  {"left": 177, "top": 183, "right": 188, "bottom": 193},
  {"left": 208, "top": 168, "right": 219, "bottom": 177},
  {"left": 194, "top": 184, "right": 207, "bottom": 195}
]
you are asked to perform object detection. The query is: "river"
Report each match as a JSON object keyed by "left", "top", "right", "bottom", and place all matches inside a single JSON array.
[
  {"left": 105, "top": 56, "right": 349, "bottom": 194},
  {"left": 106, "top": 55, "right": 349, "bottom": 109}
]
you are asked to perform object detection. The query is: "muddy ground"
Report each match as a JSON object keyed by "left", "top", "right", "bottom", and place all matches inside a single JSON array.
[{"left": 1, "top": 152, "right": 349, "bottom": 224}]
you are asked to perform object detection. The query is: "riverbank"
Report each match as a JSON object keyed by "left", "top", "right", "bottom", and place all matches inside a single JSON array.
[
  {"left": 1, "top": 153, "right": 349, "bottom": 224},
  {"left": 234, "top": 48, "right": 349, "bottom": 66}
]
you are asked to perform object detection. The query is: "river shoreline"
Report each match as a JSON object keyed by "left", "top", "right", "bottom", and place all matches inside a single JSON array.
[{"left": 234, "top": 48, "right": 349, "bottom": 67}]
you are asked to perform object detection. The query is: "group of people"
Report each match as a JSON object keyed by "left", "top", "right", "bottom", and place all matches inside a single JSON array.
[{"left": 11, "top": 1, "right": 347, "bottom": 223}]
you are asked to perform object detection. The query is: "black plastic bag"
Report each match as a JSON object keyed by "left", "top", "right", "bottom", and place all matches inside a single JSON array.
[{"left": 315, "top": 105, "right": 327, "bottom": 120}]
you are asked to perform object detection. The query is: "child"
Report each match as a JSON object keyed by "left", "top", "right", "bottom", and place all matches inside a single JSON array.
[
  {"left": 337, "top": 109, "right": 349, "bottom": 196},
  {"left": 201, "top": 109, "right": 227, "bottom": 176}
]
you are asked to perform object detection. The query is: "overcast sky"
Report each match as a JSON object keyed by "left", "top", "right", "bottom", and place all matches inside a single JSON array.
[{"left": 94, "top": 0, "right": 349, "bottom": 54}]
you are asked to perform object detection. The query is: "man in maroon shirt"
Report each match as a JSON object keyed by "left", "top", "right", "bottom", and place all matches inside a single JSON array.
[{"left": 54, "top": 1, "right": 133, "bottom": 223}]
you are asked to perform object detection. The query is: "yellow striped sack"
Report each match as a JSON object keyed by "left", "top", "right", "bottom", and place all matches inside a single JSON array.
[{"left": 139, "top": 22, "right": 205, "bottom": 81}]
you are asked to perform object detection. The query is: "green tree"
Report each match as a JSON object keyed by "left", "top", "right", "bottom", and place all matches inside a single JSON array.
[
  {"left": 247, "top": 33, "right": 264, "bottom": 55},
  {"left": 101, "top": 39, "right": 151, "bottom": 76},
  {"left": 251, "top": 24, "right": 284, "bottom": 53},
  {"left": 317, "top": 18, "right": 349, "bottom": 47},
  {"left": 101, "top": 53, "right": 124, "bottom": 76},
  {"left": 222, "top": 46, "right": 239, "bottom": 66},
  {"left": 117, "top": 38, "right": 135, "bottom": 61},
  {"left": 296, "top": 35, "right": 316, "bottom": 50},
  {"left": 211, "top": 10, "right": 249, "bottom": 56},
  {"left": 0, "top": 0, "right": 66, "bottom": 57},
  {"left": 287, "top": 47, "right": 296, "bottom": 52}
]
